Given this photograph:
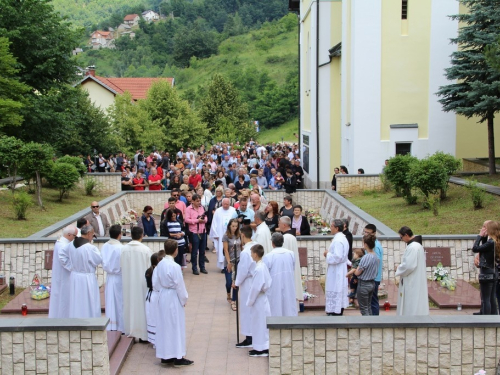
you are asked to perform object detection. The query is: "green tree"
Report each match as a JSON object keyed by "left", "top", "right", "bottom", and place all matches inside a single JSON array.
[
  {"left": 108, "top": 91, "right": 166, "bottom": 155},
  {"left": 0, "top": 136, "right": 24, "bottom": 191},
  {"left": 56, "top": 156, "right": 87, "bottom": 178},
  {"left": 0, "top": 0, "right": 81, "bottom": 93},
  {"left": 198, "top": 74, "right": 249, "bottom": 134},
  {"left": 437, "top": 0, "right": 500, "bottom": 175},
  {"left": 173, "top": 21, "right": 219, "bottom": 67},
  {"left": 142, "top": 81, "right": 208, "bottom": 150},
  {"left": 48, "top": 163, "right": 80, "bottom": 201},
  {"left": 18, "top": 142, "right": 54, "bottom": 207},
  {"left": 407, "top": 158, "right": 449, "bottom": 207},
  {"left": 0, "top": 37, "right": 30, "bottom": 130}
]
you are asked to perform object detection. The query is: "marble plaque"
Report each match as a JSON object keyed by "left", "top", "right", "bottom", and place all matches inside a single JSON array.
[
  {"left": 298, "top": 247, "right": 308, "bottom": 268},
  {"left": 425, "top": 247, "right": 451, "bottom": 267},
  {"left": 44, "top": 250, "right": 53, "bottom": 270}
]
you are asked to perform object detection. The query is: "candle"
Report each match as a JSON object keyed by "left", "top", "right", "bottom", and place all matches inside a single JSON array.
[{"left": 21, "top": 304, "right": 28, "bottom": 316}]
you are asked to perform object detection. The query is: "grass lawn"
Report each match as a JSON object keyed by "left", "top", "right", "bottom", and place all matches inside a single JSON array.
[
  {"left": 346, "top": 184, "right": 500, "bottom": 235},
  {"left": 0, "top": 287, "right": 24, "bottom": 311},
  {"left": 257, "top": 117, "right": 298, "bottom": 144},
  {"left": 0, "top": 186, "right": 111, "bottom": 238}
]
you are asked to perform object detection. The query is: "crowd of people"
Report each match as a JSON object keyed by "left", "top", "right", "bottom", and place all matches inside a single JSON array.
[{"left": 83, "top": 141, "right": 304, "bottom": 195}]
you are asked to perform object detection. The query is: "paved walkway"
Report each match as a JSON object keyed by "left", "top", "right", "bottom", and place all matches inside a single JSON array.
[{"left": 450, "top": 176, "right": 500, "bottom": 196}]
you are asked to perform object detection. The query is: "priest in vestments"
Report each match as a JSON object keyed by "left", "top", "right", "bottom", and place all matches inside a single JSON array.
[
  {"left": 101, "top": 224, "right": 125, "bottom": 332},
  {"left": 395, "top": 226, "right": 429, "bottom": 316},
  {"left": 49, "top": 225, "right": 77, "bottom": 318},
  {"left": 263, "top": 233, "right": 297, "bottom": 317},
  {"left": 252, "top": 212, "right": 272, "bottom": 255},
  {"left": 210, "top": 198, "right": 236, "bottom": 269},
  {"left": 121, "top": 226, "right": 152, "bottom": 341},
  {"left": 154, "top": 240, "right": 194, "bottom": 367},
  {"left": 234, "top": 226, "right": 258, "bottom": 348},
  {"left": 62, "top": 225, "right": 102, "bottom": 319},
  {"left": 279, "top": 217, "right": 303, "bottom": 304},
  {"left": 324, "top": 219, "right": 349, "bottom": 316}
]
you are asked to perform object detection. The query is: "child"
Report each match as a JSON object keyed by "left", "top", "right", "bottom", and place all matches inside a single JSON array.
[
  {"left": 154, "top": 240, "right": 193, "bottom": 367},
  {"left": 247, "top": 244, "right": 272, "bottom": 357},
  {"left": 346, "top": 248, "right": 364, "bottom": 307},
  {"left": 145, "top": 253, "right": 159, "bottom": 345}
]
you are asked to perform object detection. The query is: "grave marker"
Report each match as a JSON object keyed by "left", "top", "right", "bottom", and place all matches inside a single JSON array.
[
  {"left": 425, "top": 247, "right": 451, "bottom": 267},
  {"left": 44, "top": 250, "right": 53, "bottom": 270}
]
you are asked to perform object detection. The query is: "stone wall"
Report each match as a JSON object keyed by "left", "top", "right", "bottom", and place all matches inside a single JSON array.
[
  {"left": 268, "top": 316, "right": 500, "bottom": 375},
  {"left": 462, "top": 159, "right": 491, "bottom": 173},
  {"left": 264, "top": 190, "right": 325, "bottom": 211},
  {"left": 297, "top": 236, "right": 478, "bottom": 282},
  {"left": 335, "top": 174, "right": 382, "bottom": 194},
  {"left": 0, "top": 318, "right": 110, "bottom": 375},
  {"left": 79, "top": 173, "right": 122, "bottom": 195}
]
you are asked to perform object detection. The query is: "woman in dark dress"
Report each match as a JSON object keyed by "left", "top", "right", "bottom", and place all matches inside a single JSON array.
[
  {"left": 137, "top": 205, "right": 157, "bottom": 237},
  {"left": 167, "top": 175, "right": 181, "bottom": 190},
  {"left": 291, "top": 205, "right": 310, "bottom": 236},
  {"left": 234, "top": 175, "right": 249, "bottom": 195}
]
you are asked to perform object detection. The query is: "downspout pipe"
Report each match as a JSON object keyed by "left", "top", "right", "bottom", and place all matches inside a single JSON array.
[{"left": 315, "top": 0, "right": 320, "bottom": 189}]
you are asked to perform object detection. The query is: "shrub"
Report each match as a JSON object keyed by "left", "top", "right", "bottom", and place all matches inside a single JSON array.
[
  {"left": 466, "top": 178, "right": 487, "bottom": 209},
  {"left": 384, "top": 154, "right": 418, "bottom": 201},
  {"left": 427, "top": 195, "right": 440, "bottom": 216},
  {"left": 379, "top": 173, "right": 392, "bottom": 193},
  {"left": 83, "top": 176, "right": 102, "bottom": 196},
  {"left": 56, "top": 156, "right": 86, "bottom": 177},
  {"left": 407, "top": 158, "right": 448, "bottom": 207},
  {"left": 48, "top": 163, "right": 81, "bottom": 201},
  {"left": 12, "top": 191, "right": 33, "bottom": 220},
  {"left": 428, "top": 152, "right": 462, "bottom": 199}
]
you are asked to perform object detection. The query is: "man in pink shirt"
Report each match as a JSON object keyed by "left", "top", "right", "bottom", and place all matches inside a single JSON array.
[
  {"left": 184, "top": 194, "right": 208, "bottom": 275},
  {"left": 164, "top": 188, "right": 186, "bottom": 217}
]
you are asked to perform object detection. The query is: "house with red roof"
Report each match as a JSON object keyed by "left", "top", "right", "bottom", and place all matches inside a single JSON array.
[
  {"left": 75, "top": 67, "right": 175, "bottom": 112},
  {"left": 90, "top": 30, "right": 115, "bottom": 49},
  {"left": 123, "top": 14, "right": 140, "bottom": 27}
]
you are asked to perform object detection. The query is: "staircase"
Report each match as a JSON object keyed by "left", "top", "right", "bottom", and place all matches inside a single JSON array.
[{"left": 107, "top": 331, "right": 134, "bottom": 375}]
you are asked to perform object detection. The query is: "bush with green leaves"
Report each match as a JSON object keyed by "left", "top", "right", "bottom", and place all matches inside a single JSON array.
[
  {"left": 55, "top": 156, "right": 86, "bottom": 178},
  {"left": 379, "top": 173, "right": 392, "bottom": 193},
  {"left": 383, "top": 154, "right": 418, "bottom": 202},
  {"left": 48, "top": 163, "right": 80, "bottom": 201},
  {"left": 12, "top": 191, "right": 33, "bottom": 220},
  {"left": 408, "top": 157, "right": 449, "bottom": 207},
  {"left": 428, "top": 152, "right": 462, "bottom": 199},
  {"left": 83, "top": 176, "right": 102, "bottom": 196},
  {"left": 466, "top": 178, "right": 488, "bottom": 209}
]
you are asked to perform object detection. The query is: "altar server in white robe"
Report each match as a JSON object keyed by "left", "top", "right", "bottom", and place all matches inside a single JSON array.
[
  {"left": 234, "top": 225, "right": 258, "bottom": 348},
  {"left": 62, "top": 225, "right": 102, "bottom": 319},
  {"left": 252, "top": 212, "right": 273, "bottom": 255},
  {"left": 247, "top": 244, "right": 272, "bottom": 357},
  {"left": 154, "top": 240, "right": 194, "bottom": 367},
  {"left": 210, "top": 198, "right": 236, "bottom": 269},
  {"left": 395, "top": 226, "right": 429, "bottom": 316},
  {"left": 279, "top": 216, "right": 304, "bottom": 305},
  {"left": 263, "top": 232, "right": 297, "bottom": 317},
  {"left": 49, "top": 225, "right": 77, "bottom": 318},
  {"left": 121, "top": 226, "right": 152, "bottom": 341},
  {"left": 324, "top": 219, "right": 349, "bottom": 316},
  {"left": 101, "top": 224, "right": 124, "bottom": 332}
]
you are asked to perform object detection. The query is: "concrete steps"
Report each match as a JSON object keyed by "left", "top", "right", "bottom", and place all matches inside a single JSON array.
[{"left": 107, "top": 331, "right": 134, "bottom": 375}]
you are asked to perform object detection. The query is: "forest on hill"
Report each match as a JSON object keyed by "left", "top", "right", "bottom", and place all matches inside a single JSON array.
[{"left": 74, "top": 0, "right": 299, "bottom": 130}]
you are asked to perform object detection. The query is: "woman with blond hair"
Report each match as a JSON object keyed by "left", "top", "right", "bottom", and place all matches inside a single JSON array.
[{"left": 472, "top": 220, "right": 500, "bottom": 315}]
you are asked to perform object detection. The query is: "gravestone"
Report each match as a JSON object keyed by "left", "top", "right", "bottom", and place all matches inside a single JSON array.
[
  {"left": 298, "top": 247, "right": 308, "bottom": 268},
  {"left": 333, "top": 205, "right": 339, "bottom": 217},
  {"left": 122, "top": 199, "right": 129, "bottom": 212},
  {"left": 425, "top": 247, "right": 451, "bottom": 267},
  {"left": 108, "top": 209, "right": 116, "bottom": 225},
  {"left": 352, "top": 222, "right": 359, "bottom": 236},
  {"left": 44, "top": 250, "right": 53, "bottom": 270}
]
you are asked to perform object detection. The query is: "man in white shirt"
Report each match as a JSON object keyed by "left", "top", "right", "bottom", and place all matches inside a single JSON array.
[
  {"left": 48, "top": 225, "right": 77, "bottom": 318},
  {"left": 252, "top": 212, "right": 272, "bottom": 255},
  {"left": 85, "top": 201, "right": 110, "bottom": 237}
]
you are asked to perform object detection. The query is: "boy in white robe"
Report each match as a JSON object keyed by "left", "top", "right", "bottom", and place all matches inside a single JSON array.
[
  {"left": 62, "top": 225, "right": 102, "bottom": 319},
  {"left": 154, "top": 240, "right": 194, "bottom": 367},
  {"left": 247, "top": 244, "right": 272, "bottom": 357},
  {"left": 280, "top": 216, "right": 304, "bottom": 306},
  {"left": 263, "top": 232, "right": 297, "bottom": 317},
  {"left": 101, "top": 225, "right": 124, "bottom": 332},
  {"left": 234, "top": 225, "right": 257, "bottom": 348},
  {"left": 210, "top": 199, "right": 236, "bottom": 269},
  {"left": 49, "top": 225, "right": 77, "bottom": 319}
]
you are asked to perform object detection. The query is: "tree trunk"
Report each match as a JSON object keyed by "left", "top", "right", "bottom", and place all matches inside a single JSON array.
[
  {"left": 487, "top": 113, "right": 496, "bottom": 175},
  {"left": 10, "top": 166, "right": 17, "bottom": 192},
  {"left": 35, "top": 171, "right": 43, "bottom": 207}
]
